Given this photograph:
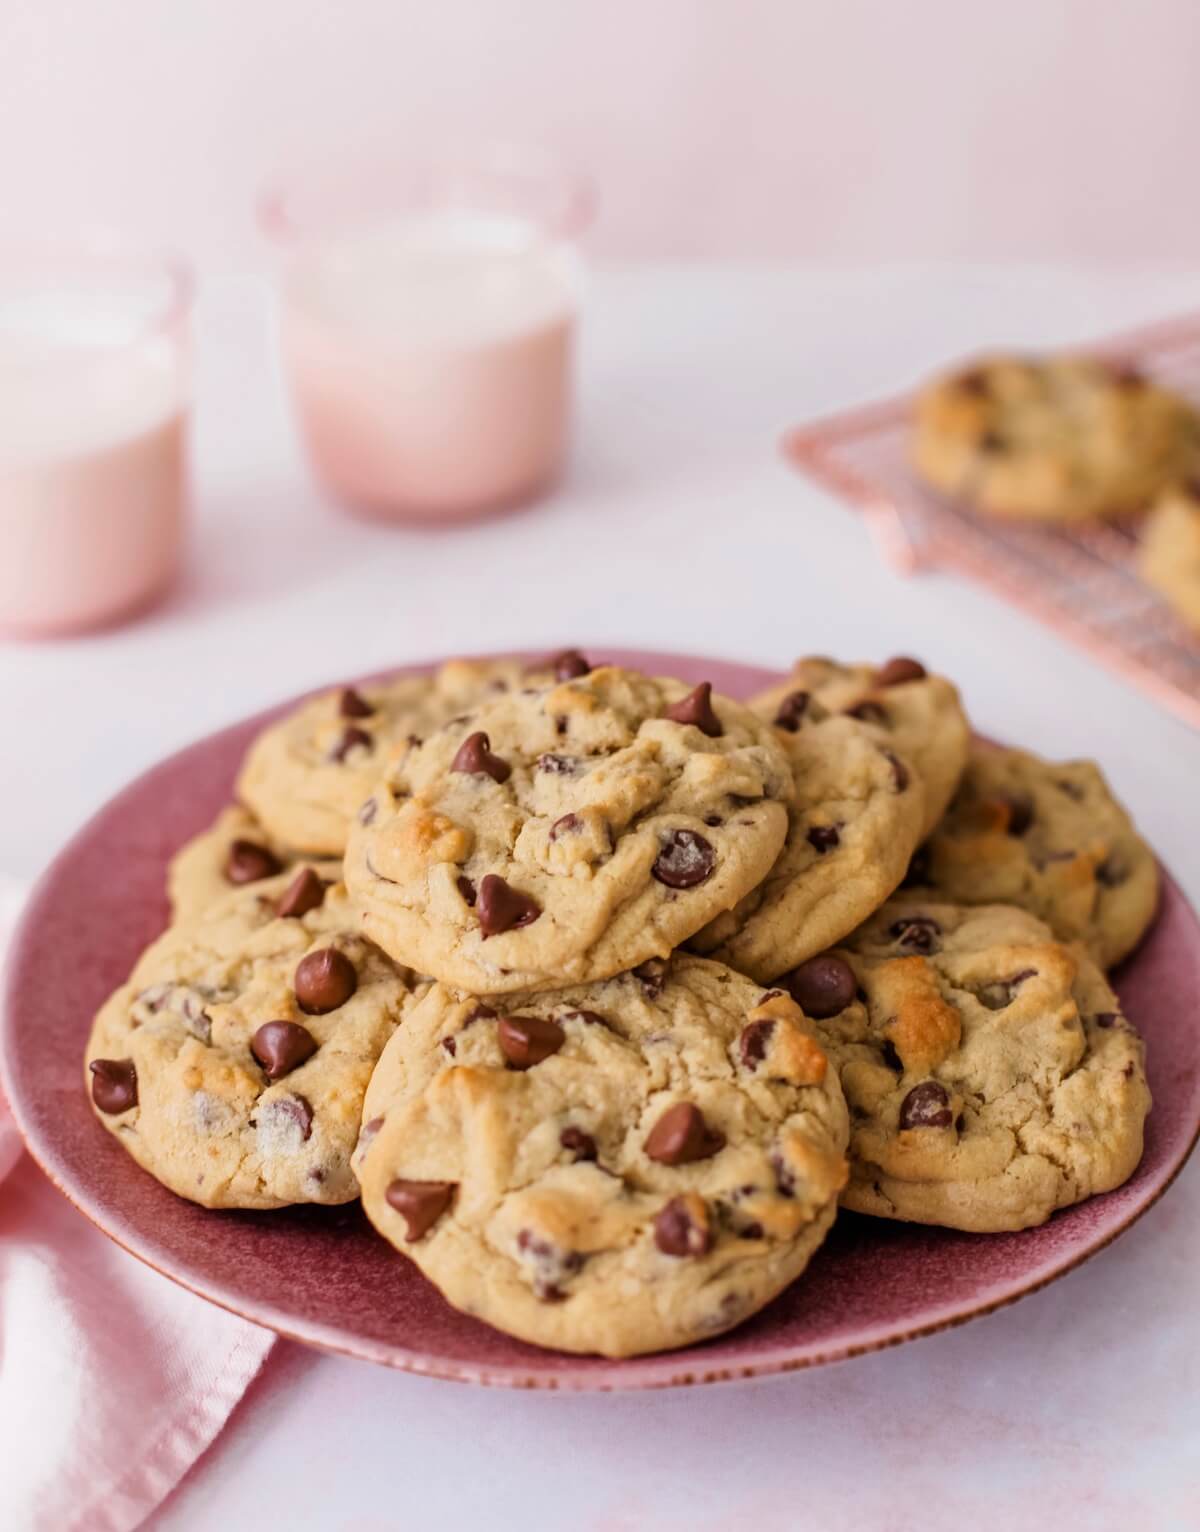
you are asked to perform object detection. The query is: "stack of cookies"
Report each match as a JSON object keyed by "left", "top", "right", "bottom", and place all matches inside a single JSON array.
[{"left": 85, "top": 649, "right": 1157, "bottom": 1358}]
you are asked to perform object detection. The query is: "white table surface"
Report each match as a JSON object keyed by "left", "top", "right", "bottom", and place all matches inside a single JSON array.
[{"left": 5, "top": 266, "right": 1199, "bottom": 1530}]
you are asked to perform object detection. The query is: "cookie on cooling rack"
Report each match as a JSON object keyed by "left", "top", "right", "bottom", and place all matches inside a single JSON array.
[
  {"left": 907, "top": 743, "right": 1158, "bottom": 969},
  {"left": 913, "top": 354, "right": 1196, "bottom": 521},
  {"left": 1139, "top": 479, "right": 1200, "bottom": 631},
  {"left": 790, "top": 899, "right": 1150, "bottom": 1233},
  {"left": 355, "top": 955, "right": 848, "bottom": 1357}
]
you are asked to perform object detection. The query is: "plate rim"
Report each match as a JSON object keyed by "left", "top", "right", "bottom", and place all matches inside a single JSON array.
[{"left": 4, "top": 647, "right": 1199, "bottom": 1391}]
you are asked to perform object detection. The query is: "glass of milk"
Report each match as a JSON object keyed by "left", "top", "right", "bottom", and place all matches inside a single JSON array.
[
  {"left": 261, "top": 147, "right": 592, "bottom": 522},
  {"left": 0, "top": 238, "right": 191, "bottom": 638}
]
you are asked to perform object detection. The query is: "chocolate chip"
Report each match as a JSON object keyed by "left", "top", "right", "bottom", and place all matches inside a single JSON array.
[
  {"left": 456, "top": 875, "right": 477, "bottom": 906},
  {"left": 889, "top": 915, "right": 941, "bottom": 953},
  {"left": 497, "top": 1014, "right": 565, "bottom": 1069},
  {"left": 476, "top": 874, "right": 541, "bottom": 937},
  {"left": 537, "top": 753, "right": 577, "bottom": 775},
  {"left": 560, "top": 1125, "right": 598, "bottom": 1161},
  {"left": 703, "top": 814, "right": 723, "bottom": 827},
  {"left": 89, "top": 1058, "right": 137, "bottom": 1114},
  {"left": 259, "top": 1093, "right": 313, "bottom": 1143},
  {"left": 654, "top": 1195, "right": 714, "bottom": 1257},
  {"left": 773, "top": 690, "right": 810, "bottom": 732},
  {"left": 1097, "top": 856, "right": 1129, "bottom": 888},
  {"left": 880, "top": 1038, "right": 903, "bottom": 1073},
  {"left": 550, "top": 812, "right": 580, "bottom": 840},
  {"left": 783, "top": 954, "right": 856, "bottom": 1018},
  {"left": 560, "top": 1009, "right": 609, "bottom": 1029},
  {"left": 652, "top": 830, "right": 715, "bottom": 889},
  {"left": 358, "top": 798, "right": 378, "bottom": 826},
  {"left": 386, "top": 1178, "right": 456, "bottom": 1241},
  {"left": 899, "top": 1080, "right": 953, "bottom": 1129},
  {"left": 806, "top": 824, "right": 840, "bottom": 853},
  {"left": 357, "top": 1116, "right": 384, "bottom": 1155},
  {"left": 551, "top": 648, "right": 591, "bottom": 681},
  {"left": 339, "top": 687, "right": 374, "bottom": 718},
  {"left": 329, "top": 726, "right": 373, "bottom": 764},
  {"left": 451, "top": 731, "right": 511, "bottom": 784},
  {"left": 633, "top": 958, "right": 668, "bottom": 997},
  {"left": 977, "top": 967, "right": 1036, "bottom": 1011},
  {"left": 739, "top": 1019, "right": 775, "bottom": 1069},
  {"left": 883, "top": 750, "right": 909, "bottom": 791},
  {"left": 294, "top": 948, "right": 358, "bottom": 1013},
  {"left": 1094, "top": 1012, "right": 1118, "bottom": 1028},
  {"left": 846, "top": 700, "right": 889, "bottom": 725},
  {"left": 225, "top": 839, "right": 282, "bottom": 885},
  {"left": 877, "top": 656, "right": 927, "bottom": 687},
  {"left": 251, "top": 1020, "right": 318, "bottom": 1080},
  {"left": 664, "top": 682, "right": 723, "bottom": 738},
  {"left": 276, "top": 867, "right": 326, "bottom": 918},
  {"left": 1001, "top": 794, "right": 1035, "bottom": 836},
  {"left": 644, "top": 1102, "right": 725, "bottom": 1165}
]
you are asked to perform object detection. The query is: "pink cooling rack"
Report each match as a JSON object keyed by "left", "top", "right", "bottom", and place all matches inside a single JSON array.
[{"left": 784, "top": 311, "right": 1200, "bottom": 730}]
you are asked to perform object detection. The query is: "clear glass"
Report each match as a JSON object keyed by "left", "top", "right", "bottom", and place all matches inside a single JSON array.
[
  {"left": 0, "top": 236, "right": 192, "bottom": 637},
  {"left": 260, "top": 146, "right": 593, "bottom": 523}
]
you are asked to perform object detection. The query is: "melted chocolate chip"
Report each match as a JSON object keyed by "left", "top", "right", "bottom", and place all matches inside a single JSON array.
[
  {"left": 451, "top": 731, "right": 511, "bottom": 784},
  {"left": 357, "top": 1116, "right": 384, "bottom": 1155},
  {"left": 1097, "top": 856, "right": 1129, "bottom": 888},
  {"left": 773, "top": 690, "right": 810, "bottom": 732},
  {"left": 550, "top": 812, "right": 580, "bottom": 840},
  {"left": 551, "top": 648, "right": 591, "bottom": 681},
  {"left": 883, "top": 750, "right": 909, "bottom": 791},
  {"left": 560, "top": 1009, "right": 608, "bottom": 1029},
  {"left": 806, "top": 824, "right": 840, "bottom": 853},
  {"left": 537, "top": 753, "right": 577, "bottom": 775},
  {"left": 846, "top": 700, "right": 889, "bottom": 726},
  {"left": 1001, "top": 793, "right": 1035, "bottom": 836},
  {"left": 294, "top": 948, "right": 358, "bottom": 1013},
  {"left": 476, "top": 874, "right": 541, "bottom": 937},
  {"left": 225, "top": 839, "right": 282, "bottom": 885},
  {"left": 633, "top": 958, "right": 669, "bottom": 997},
  {"left": 330, "top": 726, "right": 373, "bottom": 764},
  {"left": 251, "top": 1020, "right": 318, "bottom": 1080},
  {"left": 899, "top": 1080, "right": 953, "bottom": 1129},
  {"left": 89, "top": 1058, "right": 137, "bottom": 1114},
  {"left": 654, "top": 1196, "right": 714, "bottom": 1257},
  {"left": 880, "top": 1038, "right": 903, "bottom": 1073},
  {"left": 497, "top": 1014, "right": 565, "bottom": 1069},
  {"left": 739, "top": 1019, "right": 775, "bottom": 1069},
  {"left": 276, "top": 867, "right": 326, "bottom": 919},
  {"left": 644, "top": 1102, "right": 725, "bottom": 1165},
  {"left": 889, "top": 915, "right": 941, "bottom": 953},
  {"left": 560, "top": 1125, "right": 598, "bottom": 1161},
  {"left": 976, "top": 967, "right": 1037, "bottom": 1011},
  {"left": 259, "top": 1094, "right": 313, "bottom": 1143},
  {"left": 357, "top": 798, "right": 378, "bottom": 826},
  {"left": 783, "top": 954, "right": 856, "bottom": 1018},
  {"left": 652, "top": 830, "right": 715, "bottom": 889},
  {"left": 339, "top": 687, "right": 374, "bottom": 718},
  {"left": 664, "top": 682, "right": 723, "bottom": 738},
  {"left": 877, "top": 656, "right": 927, "bottom": 687},
  {"left": 386, "top": 1179, "right": 456, "bottom": 1241},
  {"left": 1094, "top": 1012, "right": 1119, "bottom": 1028},
  {"left": 456, "top": 875, "right": 477, "bottom": 907}
]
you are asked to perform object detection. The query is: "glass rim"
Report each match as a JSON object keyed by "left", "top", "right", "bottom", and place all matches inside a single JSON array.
[
  {"left": 258, "top": 142, "right": 595, "bottom": 246},
  {"left": 0, "top": 230, "right": 193, "bottom": 347}
]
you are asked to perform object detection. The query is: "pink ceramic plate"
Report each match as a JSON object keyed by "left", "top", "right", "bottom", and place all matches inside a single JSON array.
[{"left": 4, "top": 650, "right": 1199, "bottom": 1390}]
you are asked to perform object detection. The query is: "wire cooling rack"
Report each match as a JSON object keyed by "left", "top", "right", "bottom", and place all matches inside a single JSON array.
[{"left": 784, "top": 311, "right": 1200, "bottom": 730}]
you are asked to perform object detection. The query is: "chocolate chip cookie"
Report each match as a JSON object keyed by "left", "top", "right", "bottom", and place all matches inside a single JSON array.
[
  {"left": 167, "top": 805, "right": 340, "bottom": 918},
  {"left": 343, "top": 666, "right": 794, "bottom": 993},
  {"left": 237, "top": 651, "right": 590, "bottom": 856},
  {"left": 913, "top": 354, "right": 1196, "bottom": 521},
  {"left": 86, "top": 872, "right": 421, "bottom": 1209},
  {"left": 910, "top": 744, "right": 1158, "bottom": 968},
  {"left": 688, "top": 713, "right": 926, "bottom": 982},
  {"left": 355, "top": 954, "right": 849, "bottom": 1357},
  {"left": 792, "top": 899, "right": 1150, "bottom": 1232},
  {"left": 1139, "top": 479, "right": 1200, "bottom": 630},
  {"left": 748, "top": 655, "right": 970, "bottom": 837}
]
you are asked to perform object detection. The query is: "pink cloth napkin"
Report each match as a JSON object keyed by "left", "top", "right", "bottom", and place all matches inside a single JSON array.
[{"left": 0, "top": 885, "right": 276, "bottom": 1532}]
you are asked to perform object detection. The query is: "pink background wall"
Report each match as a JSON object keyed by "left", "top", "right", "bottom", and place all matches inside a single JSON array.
[{"left": 1, "top": 0, "right": 1196, "bottom": 268}]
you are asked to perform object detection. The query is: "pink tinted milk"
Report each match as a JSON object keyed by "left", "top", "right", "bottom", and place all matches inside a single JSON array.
[
  {"left": 279, "top": 213, "right": 579, "bottom": 520},
  {"left": 0, "top": 301, "right": 187, "bottom": 637}
]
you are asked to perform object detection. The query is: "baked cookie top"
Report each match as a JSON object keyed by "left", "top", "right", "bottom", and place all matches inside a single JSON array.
[
  {"left": 343, "top": 666, "right": 793, "bottom": 993},
  {"left": 748, "top": 655, "right": 969, "bottom": 837},
  {"left": 237, "top": 651, "right": 591, "bottom": 856},
  {"left": 1139, "top": 479, "right": 1200, "bottom": 631},
  {"left": 355, "top": 955, "right": 849, "bottom": 1358},
  {"left": 910, "top": 744, "right": 1158, "bottom": 969},
  {"left": 167, "top": 804, "right": 340, "bottom": 919},
  {"left": 86, "top": 872, "right": 421, "bottom": 1210},
  {"left": 688, "top": 713, "right": 925, "bottom": 982},
  {"left": 912, "top": 353, "right": 1196, "bottom": 522},
  {"left": 791, "top": 898, "right": 1150, "bottom": 1232}
]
